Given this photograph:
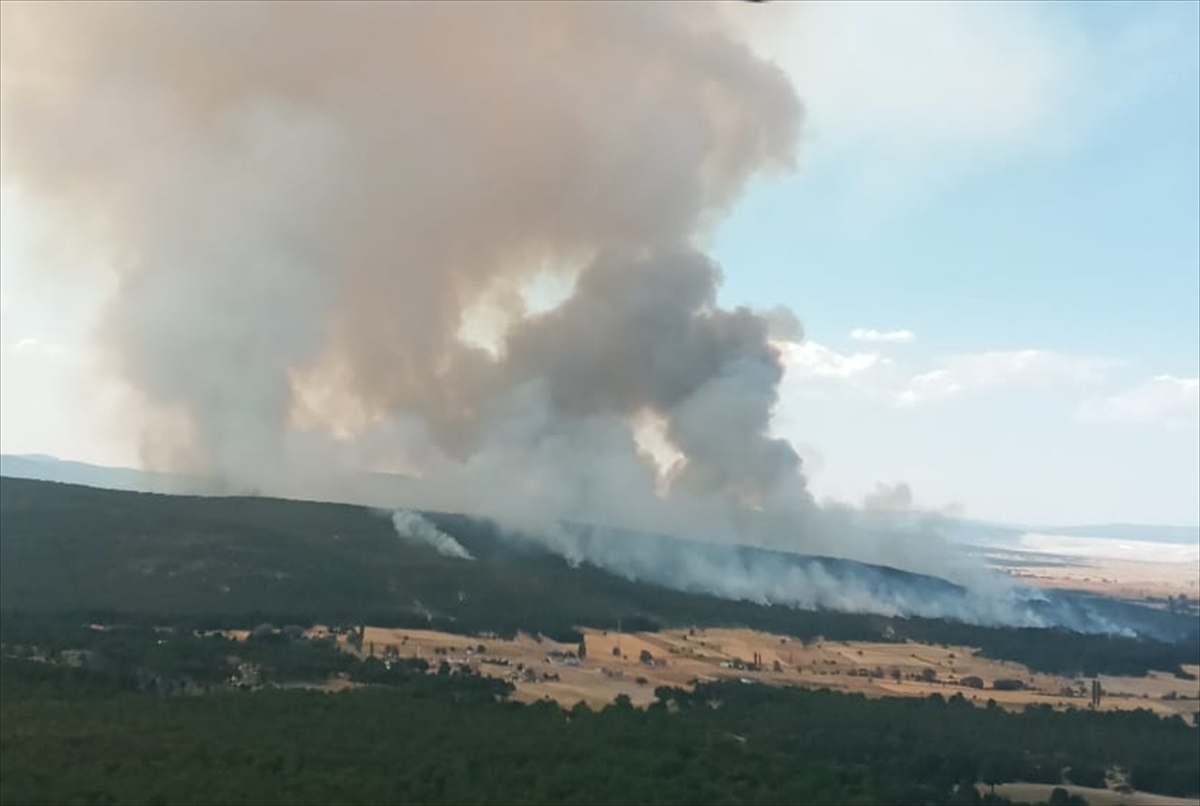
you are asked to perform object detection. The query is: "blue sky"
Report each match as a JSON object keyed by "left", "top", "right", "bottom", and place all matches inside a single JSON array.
[
  {"left": 1, "top": 0, "right": 1197, "bottom": 526},
  {"left": 708, "top": 0, "right": 1199, "bottom": 525}
]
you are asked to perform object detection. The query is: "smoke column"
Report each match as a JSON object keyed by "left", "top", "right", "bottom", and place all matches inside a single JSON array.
[
  {"left": 391, "top": 510, "right": 474, "bottom": 561},
  {"left": 0, "top": 1, "right": 803, "bottom": 522},
  {"left": 0, "top": 0, "right": 1058, "bottom": 625}
]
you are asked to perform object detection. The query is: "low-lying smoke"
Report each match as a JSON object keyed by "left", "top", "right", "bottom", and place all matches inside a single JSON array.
[
  {"left": 391, "top": 510, "right": 474, "bottom": 561},
  {"left": 0, "top": 1, "right": 1111, "bottom": 634},
  {"left": 524, "top": 521, "right": 1152, "bottom": 637}
]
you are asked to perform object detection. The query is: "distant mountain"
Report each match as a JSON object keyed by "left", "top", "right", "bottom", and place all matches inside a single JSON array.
[
  {"left": 0, "top": 453, "right": 415, "bottom": 508},
  {"left": 0, "top": 454, "right": 202, "bottom": 495}
]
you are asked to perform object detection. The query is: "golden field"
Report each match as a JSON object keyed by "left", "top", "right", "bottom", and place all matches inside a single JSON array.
[{"left": 310, "top": 625, "right": 1200, "bottom": 720}]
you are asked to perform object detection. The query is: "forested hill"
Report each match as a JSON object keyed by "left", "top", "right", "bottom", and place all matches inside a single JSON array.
[{"left": 1, "top": 476, "right": 1196, "bottom": 678}]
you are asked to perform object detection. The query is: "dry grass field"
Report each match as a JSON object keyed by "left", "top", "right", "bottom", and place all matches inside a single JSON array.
[
  {"left": 1006, "top": 559, "right": 1199, "bottom": 602},
  {"left": 310, "top": 625, "right": 1200, "bottom": 721},
  {"left": 995, "top": 534, "right": 1199, "bottom": 603},
  {"left": 983, "top": 782, "right": 1200, "bottom": 806}
]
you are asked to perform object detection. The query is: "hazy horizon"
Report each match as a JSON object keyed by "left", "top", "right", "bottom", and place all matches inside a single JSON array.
[{"left": 4, "top": 450, "right": 1197, "bottom": 534}]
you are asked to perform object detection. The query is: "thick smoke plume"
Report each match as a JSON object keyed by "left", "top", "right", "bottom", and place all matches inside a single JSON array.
[
  {"left": 390, "top": 510, "right": 473, "bottom": 561},
  {"left": 0, "top": 0, "right": 804, "bottom": 525},
  {"left": 0, "top": 1, "right": 1086, "bottom": 630}
]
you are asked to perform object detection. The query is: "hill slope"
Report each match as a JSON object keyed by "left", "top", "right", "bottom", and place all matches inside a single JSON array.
[{"left": 2, "top": 475, "right": 1197, "bottom": 678}]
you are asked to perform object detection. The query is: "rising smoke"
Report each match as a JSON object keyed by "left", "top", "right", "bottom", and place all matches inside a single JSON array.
[
  {"left": 0, "top": 1, "right": 1075, "bottom": 629},
  {"left": 390, "top": 510, "right": 474, "bottom": 561}
]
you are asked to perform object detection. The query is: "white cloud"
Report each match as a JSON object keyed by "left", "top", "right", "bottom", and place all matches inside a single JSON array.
[
  {"left": 775, "top": 339, "right": 889, "bottom": 382},
  {"left": 896, "top": 349, "right": 1116, "bottom": 406},
  {"left": 1077, "top": 375, "right": 1200, "bottom": 428},
  {"left": 774, "top": 342, "right": 1117, "bottom": 410},
  {"left": 850, "top": 328, "right": 915, "bottom": 344}
]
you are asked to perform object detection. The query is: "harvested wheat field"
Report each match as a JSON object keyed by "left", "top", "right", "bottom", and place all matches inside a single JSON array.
[{"left": 330, "top": 625, "right": 1200, "bottom": 720}]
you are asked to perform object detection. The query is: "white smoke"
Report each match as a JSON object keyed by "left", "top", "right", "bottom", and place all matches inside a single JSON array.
[{"left": 391, "top": 509, "right": 474, "bottom": 561}]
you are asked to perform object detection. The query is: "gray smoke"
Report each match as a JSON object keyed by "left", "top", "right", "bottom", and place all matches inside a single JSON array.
[
  {"left": 863, "top": 482, "right": 914, "bottom": 512},
  {"left": 391, "top": 510, "right": 474, "bottom": 561},
  {"left": 0, "top": 1, "right": 1093, "bottom": 631}
]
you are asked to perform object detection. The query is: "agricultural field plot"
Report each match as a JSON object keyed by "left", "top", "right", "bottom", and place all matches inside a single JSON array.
[{"left": 320, "top": 625, "right": 1200, "bottom": 719}]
